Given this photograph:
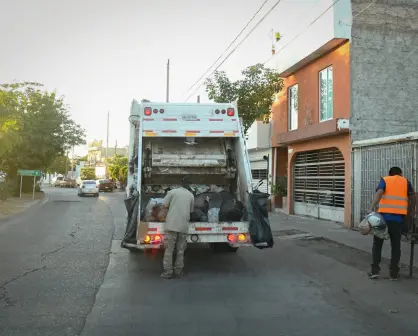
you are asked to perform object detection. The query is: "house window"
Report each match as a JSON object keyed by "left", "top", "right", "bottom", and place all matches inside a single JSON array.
[
  {"left": 251, "top": 169, "right": 267, "bottom": 180},
  {"left": 319, "top": 66, "right": 333, "bottom": 121},
  {"left": 288, "top": 84, "right": 298, "bottom": 130}
]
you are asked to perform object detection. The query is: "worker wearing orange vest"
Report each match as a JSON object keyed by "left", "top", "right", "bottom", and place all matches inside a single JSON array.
[{"left": 368, "top": 167, "right": 414, "bottom": 280}]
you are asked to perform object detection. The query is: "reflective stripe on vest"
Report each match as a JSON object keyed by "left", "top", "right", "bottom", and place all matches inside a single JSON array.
[{"left": 378, "top": 176, "right": 408, "bottom": 215}]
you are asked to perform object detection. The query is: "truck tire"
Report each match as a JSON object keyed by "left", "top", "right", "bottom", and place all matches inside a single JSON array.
[{"left": 209, "top": 243, "right": 239, "bottom": 253}]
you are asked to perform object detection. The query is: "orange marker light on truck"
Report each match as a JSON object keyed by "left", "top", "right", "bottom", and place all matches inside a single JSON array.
[
  {"left": 144, "top": 235, "right": 151, "bottom": 243},
  {"left": 238, "top": 234, "right": 246, "bottom": 242}
]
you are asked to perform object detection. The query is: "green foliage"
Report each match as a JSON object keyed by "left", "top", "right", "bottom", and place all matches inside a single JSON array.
[
  {"left": 47, "top": 155, "right": 69, "bottom": 174},
  {"left": 107, "top": 155, "right": 128, "bottom": 184},
  {"left": 0, "top": 82, "right": 86, "bottom": 178},
  {"left": 271, "top": 183, "right": 287, "bottom": 197},
  {"left": 80, "top": 167, "right": 96, "bottom": 180},
  {"left": 75, "top": 155, "right": 88, "bottom": 166},
  {"left": 205, "top": 63, "right": 283, "bottom": 132}
]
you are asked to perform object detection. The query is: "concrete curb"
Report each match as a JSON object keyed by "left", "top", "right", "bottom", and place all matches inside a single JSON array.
[{"left": 0, "top": 193, "right": 50, "bottom": 226}]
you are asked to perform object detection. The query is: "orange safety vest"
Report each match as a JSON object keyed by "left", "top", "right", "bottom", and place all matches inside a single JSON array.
[{"left": 378, "top": 175, "right": 408, "bottom": 215}]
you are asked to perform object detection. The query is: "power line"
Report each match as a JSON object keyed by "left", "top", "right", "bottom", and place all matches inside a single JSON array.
[
  {"left": 185, "top": 0, "right": 285, "bottom": 102},
  {"left": 264, "top": 0, "right": 379, "bottom": 65},
  {"left": 185, "top": 0, "right": 270, "bottom": 94},
  {"left": 264, "top": 0, "right": 342, "bottom": 65}
]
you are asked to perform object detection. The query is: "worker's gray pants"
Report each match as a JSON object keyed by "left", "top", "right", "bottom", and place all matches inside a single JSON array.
[{"left": 163, "top": 230, "right": 187, "bottom": 274}]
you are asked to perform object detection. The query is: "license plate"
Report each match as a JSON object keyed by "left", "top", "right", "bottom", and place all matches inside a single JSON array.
[
  {"left": 182, "top": 114, "right": 197, "bottom": 121},
  {"left": 105, "top": 187, "right": 108, "bottom": 189}
]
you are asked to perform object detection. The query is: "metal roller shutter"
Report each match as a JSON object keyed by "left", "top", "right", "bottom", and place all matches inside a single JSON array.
[{"left": 293, "top": 147, "right": 345, "bottom": 222}]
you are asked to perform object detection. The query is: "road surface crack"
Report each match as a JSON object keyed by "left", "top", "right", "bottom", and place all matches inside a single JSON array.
[
  {"left": 40, "top": 245, "right": 70, "bottom": 262},
  {"left": 0, "top": 266, "right": 46, "bottom": 306}
]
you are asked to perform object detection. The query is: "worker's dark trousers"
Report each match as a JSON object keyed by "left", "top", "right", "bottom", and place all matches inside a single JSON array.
[{"left": 371, "top": 220, "right": 402, "bottom": 275}]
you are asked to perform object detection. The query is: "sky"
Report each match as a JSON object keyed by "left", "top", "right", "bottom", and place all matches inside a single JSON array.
[{"left": 0, "top": 0, "right": 321, "bottom": 156}]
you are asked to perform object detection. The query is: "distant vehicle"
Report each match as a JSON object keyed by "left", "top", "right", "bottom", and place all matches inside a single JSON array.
[
  {"left": 53, "top": 176, "right": 64, "bottom": 187},
  {"left": 60, "top": 179, "right": 76, "bottom": 188},
  {"left": 96, "top": 179, "right": 114, "bottom": 192},
  {"left": 78, "top": 180, "right": 99, "bottom": 197}
]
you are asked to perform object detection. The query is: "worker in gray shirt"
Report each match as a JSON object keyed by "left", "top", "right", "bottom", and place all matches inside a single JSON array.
[{"left": 161, "top": 176, "right": 194, "bottom": 278}]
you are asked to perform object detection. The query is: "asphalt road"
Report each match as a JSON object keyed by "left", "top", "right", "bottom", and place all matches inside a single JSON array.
[{"left": 1, "top": 187, "right": 418, "bottom": 335}]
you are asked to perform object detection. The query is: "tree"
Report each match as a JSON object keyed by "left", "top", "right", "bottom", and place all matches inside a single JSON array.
[
  {"left": 106, "top": 155, "right": 128, "bottom": 184},
  {"left": 80, "top": 167, "right": 96, "bottom": 180},
  {"left": 47, "top": 155, "right": 69, "bottom": 174},
  {"left": 0, "top": 82, "right": 86, "bottom": 191},
  {"left": 141, "top": 99, "right": 151, "bottom": 103},
  {"left": 205, "top": 63, "right": 283, "bottom": 132},
  {"left": 75, "top": 155, "right": 88, "bottom": 166}
]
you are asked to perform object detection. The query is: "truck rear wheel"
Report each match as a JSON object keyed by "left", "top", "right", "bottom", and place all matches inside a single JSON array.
[{"left": 209, "top": 243, "right": 239, "bottom": 253}]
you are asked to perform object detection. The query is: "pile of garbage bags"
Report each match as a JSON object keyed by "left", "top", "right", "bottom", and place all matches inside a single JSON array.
[
  {"left": 122, "top": 186, "right": 274, "bottom": 250},
  {"left": 142, "top": 190, "right": 245, "bottom": 223}
]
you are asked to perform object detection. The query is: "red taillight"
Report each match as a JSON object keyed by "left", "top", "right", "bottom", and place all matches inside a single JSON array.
[
  {"left": 215, "top": 109, "right": 220, "bottom": 114},
  {"left": 227, "top": 234, "right": 236, "bottom": 242},
  {"left": 153, "top": 235, "right": 162, "bottom": 242},
  {"left": 227, "top": 108, "right": 235, "bottom": 116},
  {"left": 144, "top": 107, "right": 152, "bottom": 116},
  {"left": 221, "top": 109, "right": 226, "bottom": 114},
  {"left": 153, "top": 109, "right": 158, "bottom": 114},
  {"left": 159, "top": 109, "right": 164, "bottom": 114}
]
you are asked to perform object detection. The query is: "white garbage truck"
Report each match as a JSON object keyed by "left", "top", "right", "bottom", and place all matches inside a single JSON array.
[{"left": 122, "top": 100, "right": 255, "bottom": 252}]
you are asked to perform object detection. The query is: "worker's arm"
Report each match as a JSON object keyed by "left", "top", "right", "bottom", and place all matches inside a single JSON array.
[
  {"left": 190, "top": 196, "right": 195, "bottom": 214},
  {"left": 163, "top": 191, "right": 172, "bottom": 209},
  {"left": 368, "top": 178, "right": 385, "bottom": 213},
  {"left": 408, "top": 181, "right": 416, "bottom": 214}
]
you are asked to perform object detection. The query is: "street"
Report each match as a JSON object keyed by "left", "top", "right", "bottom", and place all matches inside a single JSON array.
[{"left": 1, "top": 188, "right": 418, "bottom": 336}]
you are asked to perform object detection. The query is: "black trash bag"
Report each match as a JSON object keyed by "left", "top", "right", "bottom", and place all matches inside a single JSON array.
[
  {"left": 190, "top": 208, "right": 205, "bottom": 222},
  {"left": 248, "top": 192, "right": 274, "bottom": 249},
  {"left": 122, "top": 194, "right": 140, "bottom": 246},
  {"left": 219, "top": 199, "right": 244, "bottom": 222}
]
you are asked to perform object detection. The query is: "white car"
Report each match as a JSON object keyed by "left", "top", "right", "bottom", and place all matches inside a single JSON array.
[{"left": 78, "top": 180, "right": 99, "bottom": 197}]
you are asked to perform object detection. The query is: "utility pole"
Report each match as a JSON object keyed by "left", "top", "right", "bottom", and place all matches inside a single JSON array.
[
  {"left": 106, "top": 111, "right": 109, "bottom": 160},
  {"left": 197, "top": 95, "right": 200, "bottom": 103},
  {"left": 106, "top": 111, "right": 110, "bottom": 179},
  {"left": 166, "top": 59, "right": 170, "bottom": 103},
  {"left": 72, "top": 145, "right": 75, "bottom": 179},
  {"left": 115, "top": 140, "right": 117, "bottom": 156}
]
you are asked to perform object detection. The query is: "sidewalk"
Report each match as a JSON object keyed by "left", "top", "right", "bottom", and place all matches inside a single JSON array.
[
  {"left": 0, "top": 192, "right": 45, "bottom": 221},
  {"left": 269, "top": 211, "right": 417, "bottom": 269}
]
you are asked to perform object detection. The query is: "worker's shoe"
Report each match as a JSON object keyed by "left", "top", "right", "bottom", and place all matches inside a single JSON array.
[
  {"left": 173, "top": 270, "right": 184, "bottom": 278},
  {"left": 160, "top": 271, "right": 173, "bottom": 279},
  {"left": 389, "top": 267, "right": 400, "bottom": 281},
  {"left": 368, "top": 271, "right": 380, "bottom": 279}
]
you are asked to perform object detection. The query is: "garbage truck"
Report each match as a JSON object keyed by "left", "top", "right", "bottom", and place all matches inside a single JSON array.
[{"left": 121, "top": 100, "right": 268, "bottom": 252}]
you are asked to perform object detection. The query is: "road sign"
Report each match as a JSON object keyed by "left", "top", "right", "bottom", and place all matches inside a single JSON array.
[{"left": 17, "top": 169, "right": 41, "bottom": 177}]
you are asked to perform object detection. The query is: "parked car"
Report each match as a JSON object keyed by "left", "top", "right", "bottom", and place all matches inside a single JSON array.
[
  {"left": 96, "top": 179, "right": 114, "bottom": 192},
  {"left": 78, "top": 180, "right": 99, "bottom": 197}
]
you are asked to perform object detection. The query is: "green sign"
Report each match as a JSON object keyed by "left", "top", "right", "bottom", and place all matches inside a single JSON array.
[{"left": 17, "top": 169, "right": 41, "bottom": 177}]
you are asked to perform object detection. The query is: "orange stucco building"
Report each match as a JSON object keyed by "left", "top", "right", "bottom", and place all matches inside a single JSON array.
[{"left": 270, "top": 42, "right": 352, "bottom": 227}]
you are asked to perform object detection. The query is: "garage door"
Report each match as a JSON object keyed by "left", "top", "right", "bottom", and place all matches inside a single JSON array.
[
  {"left": 250, "top": 160, "right": 268, "bottom": 193},
  {"left": 293, "top": 147, "right": 345, "bottom": 222}
]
